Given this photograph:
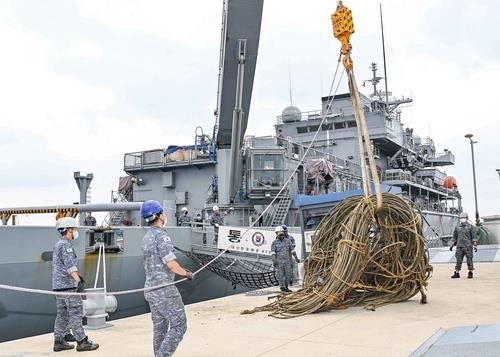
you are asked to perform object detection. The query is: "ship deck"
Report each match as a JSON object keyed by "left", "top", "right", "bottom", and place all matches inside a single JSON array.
[{"left": 1, "top": 252, "right": 500, "bottom": 356}]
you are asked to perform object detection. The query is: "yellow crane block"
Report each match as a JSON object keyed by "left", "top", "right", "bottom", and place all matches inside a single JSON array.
[{"left": 331, "top": 1, "right": 354, "bottom": 70}]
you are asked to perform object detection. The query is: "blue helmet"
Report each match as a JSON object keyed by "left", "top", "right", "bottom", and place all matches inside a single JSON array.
[
  {"left": 141, "top": 200, "right": 163, "bottom": 223},
  {"left": 282, "top": 224, "right": 288, "bottom": 232}
]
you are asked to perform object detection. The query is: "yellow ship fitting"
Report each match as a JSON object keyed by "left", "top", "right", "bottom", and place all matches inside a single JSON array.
[
  {"left": 331, "top": 1, "right": 383, "bottom": 209},
  {"left": 331, "top": 1, "right": 354, "bottom": 70},
  {"left": 0, "top": 207, "right": 79, "bottom": 225}
]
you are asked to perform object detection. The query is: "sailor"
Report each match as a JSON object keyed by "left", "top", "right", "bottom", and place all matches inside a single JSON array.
[
  {"left": 210, "top": 205, "right": 224, "bottom": 244},
  {"left": 83, "top": 212, "right": 97, "bottom": 226},
  {"left": 141, "top": 200, "right": 194, "bottom": 357},
  {"left": 271, "top": 225, "right": 294, "bottom": 293},
  {"left": 193, "top": 213, "right": 203, "bottom": 227},
  {"left": 52, "top": 217, "right": 99, "bottom": 352},
  {"left": 178, "top": 207, "right": 191, "bottom": 227},
  {"left": 282, "top": 225, "right": 300, "bottom": 285},
  {"left": 450, "top": 212, "right": 478, "bottom": 279}
]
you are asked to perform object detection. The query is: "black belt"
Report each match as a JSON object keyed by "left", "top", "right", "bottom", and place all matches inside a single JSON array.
[{"left": 52, "top": 287, "right": 77, "bottom": 292}]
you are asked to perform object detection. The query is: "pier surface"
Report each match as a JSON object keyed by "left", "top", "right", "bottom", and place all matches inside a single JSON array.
[{"left": 1, "top": 258, "right": 500, "bottom": 356}]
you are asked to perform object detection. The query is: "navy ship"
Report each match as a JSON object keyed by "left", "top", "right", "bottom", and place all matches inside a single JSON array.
[{"left": 0, "top": 0, "right": 461, "bottom": 342}]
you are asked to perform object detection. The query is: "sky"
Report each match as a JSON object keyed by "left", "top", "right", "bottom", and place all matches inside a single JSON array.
[{"left": 0, "top": 0, "right": 499, "bottom": 225}]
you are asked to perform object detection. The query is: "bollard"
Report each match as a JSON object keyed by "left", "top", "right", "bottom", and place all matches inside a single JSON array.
[{"left": 82, "top": 287, "right": 118, "bottom": 330}]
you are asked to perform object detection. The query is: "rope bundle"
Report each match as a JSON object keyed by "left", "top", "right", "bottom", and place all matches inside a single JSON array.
[{"left": 242, "top": 193, "right": 432, "bottom": 318}]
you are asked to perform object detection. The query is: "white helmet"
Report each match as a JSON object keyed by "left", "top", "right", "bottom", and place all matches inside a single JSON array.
[
  {"left": 181, "top": 207, "right": 188, "bottom": 212},
  {"left": 213, "top": 205, "right": 219, "bottom": 211},
  {"left": 274, "top": 225, "right": 285, "bottom": 233},
  {"left": 56, "top": 217, "right": 77, "bottom": 232}
]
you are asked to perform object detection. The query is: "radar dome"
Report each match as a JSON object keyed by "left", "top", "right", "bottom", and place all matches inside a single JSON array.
[
  {"left": 414, "top": 135, "right": 421, "bottom": 145},
  {"left": 281, "top": 106, "right": 301, "bottom": 123}
]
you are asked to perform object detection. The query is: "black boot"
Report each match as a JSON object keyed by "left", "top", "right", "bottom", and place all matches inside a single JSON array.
[
  {"left": 468, "top": 271, "right": 473, "bottom": 279},
  {"left": 451, "top": 271, "right": 460, "bottom": 279},
  {"left": 76, "top": 337, "right": 99, "bottom": 352},
  {"left": 54, "top": 340, "right": 74, "bottom": 352},
  {"left": 64, "top": 333, "right": 76, "bottom": 342}
]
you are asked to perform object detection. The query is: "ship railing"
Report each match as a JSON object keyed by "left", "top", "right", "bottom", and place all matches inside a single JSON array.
[
  {"left": 279, "top": 137, "right": 362, "bottom": 177},
  {"left": 124, "top": 148, "right": 215, "bottom": 171},
  {"left": 275, "top": 109, "right": 342, "bottom": 124}
]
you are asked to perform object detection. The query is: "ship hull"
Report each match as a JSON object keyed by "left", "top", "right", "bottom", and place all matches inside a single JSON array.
[{"left": 0, "top": 225, "right": 249, "bottom": 342}]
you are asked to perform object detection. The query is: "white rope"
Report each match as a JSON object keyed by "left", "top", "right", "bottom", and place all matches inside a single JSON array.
[
  {"left": 0, "top": 278, "right": 187, "bottom": 297},
  {"left": 93, "top": 243, "right": 102, "bottom": 289},
  {"left": 189, "top": 55, "right": 346, "bottom": 277},
  {"left": 0, "top": 55, "right": 345, "bottom": 299},
  {"left": 103, "top": 242, "right": 107, "bottom": 293}
]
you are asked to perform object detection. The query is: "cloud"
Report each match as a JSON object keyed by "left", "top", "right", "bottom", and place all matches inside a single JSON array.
[
  {"left": 0, "top": 0, "right": 499, "bottom": 221},
  {"left": 68, "top": 38, "right": 104, "bottom": 61}
]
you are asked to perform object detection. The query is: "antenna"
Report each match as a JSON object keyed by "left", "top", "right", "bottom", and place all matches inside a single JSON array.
[
  {"left": 288, "top": 59, "right": 293, "bottom": 106},
  {"left": 380, "top": 4, "right": 389, "bottom": 104}
]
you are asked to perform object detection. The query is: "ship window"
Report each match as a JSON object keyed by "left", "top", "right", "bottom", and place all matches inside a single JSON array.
[
  {"left": 309, "top": 125, "right": 320, "bottom": 132},
  {"left": 251, "top": 153, "right": 284, "bottom": 188},
  {"left": 296, "top": 126, "right": 308, "bottom": 134},
  {"left": 321, "top": 123, "right": 333, "bottom": 130},
  {"left": 347, "top": 121, "right": 357, "bottom": 128},
  {"left": 334, "top": 122, "right": 346, "bottom": 129}
]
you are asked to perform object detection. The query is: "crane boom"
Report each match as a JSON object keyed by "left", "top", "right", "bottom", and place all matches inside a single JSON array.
[
  {"left": 215, "top": 0, "right": 264, "bottom": 205},
  {"left": 215, "top": 0, "right": 264, "bottom": 149}
]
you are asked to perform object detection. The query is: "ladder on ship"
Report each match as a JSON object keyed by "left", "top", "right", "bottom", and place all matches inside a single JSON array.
[
  {"left": 264, "top": 189, "right": 292, "bottom": 227},
  {"left": 102, "top": 191, "right": 128, "bottom": 226}
]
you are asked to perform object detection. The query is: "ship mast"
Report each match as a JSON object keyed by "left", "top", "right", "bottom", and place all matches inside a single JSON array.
[{"left": 380, "top": 4, "right": 389, "bottom": 105}]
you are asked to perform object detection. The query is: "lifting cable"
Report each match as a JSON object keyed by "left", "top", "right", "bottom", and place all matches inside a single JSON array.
[{"left": 241, "top": 1, "right": 431, "bottom": 318}]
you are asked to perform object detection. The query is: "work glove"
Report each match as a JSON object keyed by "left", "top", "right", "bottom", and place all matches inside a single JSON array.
[
  {"left": 214, "top": 223, "right": 219, "bottom": 228},
  {"left": 474, "top": 246, "right": 478, "bottom": 253},
  {"left": 76, "top": 280, "right": 85, "bottom": 293},
  {"left": 185, "top": 270, "right": 195, "bottom": 281},
  {"left": 295, "top": 257, "right": 300, "bottom": 263},
  {"left": 449, "top": 246, "right": 453, "bottom": 251}
]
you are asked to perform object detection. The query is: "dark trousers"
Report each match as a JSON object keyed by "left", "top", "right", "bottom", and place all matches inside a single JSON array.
[{"left": 455, "top": 246, "right": 474, "bottom": 271}]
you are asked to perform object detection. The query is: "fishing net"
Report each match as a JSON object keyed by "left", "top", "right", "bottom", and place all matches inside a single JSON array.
[{"left": 242, "top": 193, "right": 432, "bottom": 318}]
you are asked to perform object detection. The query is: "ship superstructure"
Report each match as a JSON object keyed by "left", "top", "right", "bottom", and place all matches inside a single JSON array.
[{"left": 0, "top": 0, "right": 462, "bottom": 342}]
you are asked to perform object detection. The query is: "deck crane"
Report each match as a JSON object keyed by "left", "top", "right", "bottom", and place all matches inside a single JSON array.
[{"left": 214, "top": 0, "right": 264, "bottom": 205}]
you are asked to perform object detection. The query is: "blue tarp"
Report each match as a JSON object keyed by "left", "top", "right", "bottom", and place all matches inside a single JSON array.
[
  {"left": 164, "top": 145, "right": 210, "bottom": 155},
  {"left": 292, "top": 184, "right": 402, "bottom": 208}
]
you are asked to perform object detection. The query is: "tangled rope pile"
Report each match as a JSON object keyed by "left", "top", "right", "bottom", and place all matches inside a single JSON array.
[{"left": 242, "top": 193, "right": 432, "bottom": 318}]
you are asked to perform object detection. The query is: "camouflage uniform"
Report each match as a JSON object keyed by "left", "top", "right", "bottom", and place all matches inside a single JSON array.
[
  {"left": 52, "top": 237, "right": 86, "bottom": 342},
  {"left": 271, "top": 237, "right": 293, "bottom": 290},
  {"left": 210, "top": 213, "right": 224, "bottom": 244},
  {"left": 178, "top": 213, "right": 191, "bottom": 227},
  {"left": 452, "top": 222, "right": 477, "bottom": 271},
  {"left": 142, "top": 226, "right": 187, "bottom": 357},
  {"left": 284, "top": 233, "right": 299, "bottom": 284}
]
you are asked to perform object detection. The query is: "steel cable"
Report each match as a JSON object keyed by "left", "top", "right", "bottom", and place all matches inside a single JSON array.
[{"left": 242, "top": 193, "right": 432, "bottom": 318}]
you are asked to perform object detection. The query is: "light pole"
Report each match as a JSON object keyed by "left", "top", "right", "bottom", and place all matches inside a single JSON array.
[
  {"left": 464, "top": 134, "right": 480, "bottom": 226},
  {"left": 497, "top": 169, "right": 500, "bottom": 181}
]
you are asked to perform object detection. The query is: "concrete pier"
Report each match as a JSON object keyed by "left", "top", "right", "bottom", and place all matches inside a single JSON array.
[{"left": 1, "top": 261, "right": 500, "bottom": 356}]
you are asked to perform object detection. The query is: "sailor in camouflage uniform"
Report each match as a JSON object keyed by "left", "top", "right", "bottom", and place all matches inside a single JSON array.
[
  {"left": 52, "top": 217, "right": 99, "bottom": 352},
  {"left": 450, "top": 212, "right": 478, "bottom": 279},
  {"left": 209, "top": 205, "right": 224, "bottom": 244},
  {"left": 271, "top": 226, "right": 294, "bottom": 292},
  {"left": 282, "top": 225, "right": 300, "bottom": 285},
  {"left": 178, "top": 207, "right": 191, "bottom": 226},
  {"left": 141, "top": 200, "right": 194, "bottom": 357}
]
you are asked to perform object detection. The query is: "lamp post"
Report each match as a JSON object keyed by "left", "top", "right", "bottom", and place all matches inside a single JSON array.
[
  {"left": 464, "top": 134, "right": 480, "bottom": 226},
  {"left": 497, "top": 168, "right": 500, "bottom": 181}
]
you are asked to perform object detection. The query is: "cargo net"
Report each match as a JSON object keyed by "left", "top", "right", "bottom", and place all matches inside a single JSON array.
[
  {"left": 242, "top": 193, "right": 432, "bottom": 318},
  {"left": 192, "top": 252, "right": 279, "bottom": 289}
]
